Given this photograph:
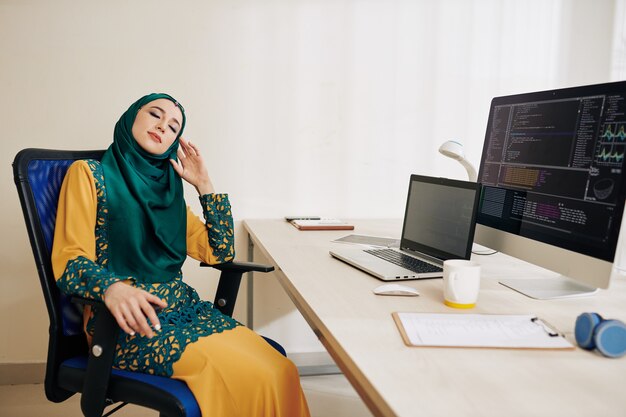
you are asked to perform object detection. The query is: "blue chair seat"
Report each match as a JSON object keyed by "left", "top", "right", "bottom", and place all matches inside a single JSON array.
[{"left": 61, "top": 356, "right": 201, "bottom": 417}]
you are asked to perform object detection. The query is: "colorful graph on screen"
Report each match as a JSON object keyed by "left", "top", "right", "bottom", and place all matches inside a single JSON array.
[{"left": 596, "top": 123, "right": 626, "bottom": 166}]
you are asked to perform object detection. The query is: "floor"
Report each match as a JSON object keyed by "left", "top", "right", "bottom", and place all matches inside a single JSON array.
[{"left": 0, "top": 374, "right": 374, "bottom": 417}]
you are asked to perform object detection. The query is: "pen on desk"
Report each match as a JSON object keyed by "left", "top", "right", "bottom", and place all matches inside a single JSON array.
[{"left": 531, "top": 317, "right": 560, "bottom": 337}]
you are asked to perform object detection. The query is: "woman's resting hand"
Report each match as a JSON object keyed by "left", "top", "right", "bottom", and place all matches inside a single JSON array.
[{"left": 104, "top": 281, "right": 168, "bottom": 338}]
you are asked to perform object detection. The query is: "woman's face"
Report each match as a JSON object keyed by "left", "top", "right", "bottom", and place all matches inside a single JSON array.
[{"left": 132, "top": 98, "right": 183, "bottom": 155}]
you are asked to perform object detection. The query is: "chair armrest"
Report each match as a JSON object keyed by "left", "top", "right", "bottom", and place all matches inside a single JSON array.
[
  {"left": 71, "top": 295, "right": 105, "bottom": 308},
  {"left": 71, "top": 296, "right": 119, "bottom": 417},
  {"left": 200, "top": 261, "right": 274, "bottom": 273},
  {"left": 200, "top": 261, "right": 275, "bottom": 317}
]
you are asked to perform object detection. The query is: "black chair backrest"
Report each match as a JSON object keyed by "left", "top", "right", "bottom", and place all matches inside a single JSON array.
[{"left": 13, "top": 149, "right": 105, "bottom": 402}]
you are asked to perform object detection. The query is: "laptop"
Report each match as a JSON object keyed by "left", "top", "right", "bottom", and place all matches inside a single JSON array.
[{"left": 329, "top": 174, "right": 481, "bottom": 281}]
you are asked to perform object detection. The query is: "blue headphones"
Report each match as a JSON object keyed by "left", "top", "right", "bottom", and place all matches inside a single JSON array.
[{"left": 575, "top": 312, "right": 626, "bottom": 358}]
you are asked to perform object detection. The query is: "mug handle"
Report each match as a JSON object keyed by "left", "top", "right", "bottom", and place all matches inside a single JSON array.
[{"left": 448, "top": 271, "right": 459, "bottom": 300}]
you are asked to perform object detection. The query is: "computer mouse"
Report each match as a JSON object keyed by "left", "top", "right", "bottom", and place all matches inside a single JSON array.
[{"left": 373, "top": 283, "right": 420, "bottom": 297}]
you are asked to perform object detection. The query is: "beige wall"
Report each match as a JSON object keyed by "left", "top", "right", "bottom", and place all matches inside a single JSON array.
[
  {"left": 1, "top": 0, "right": 621, "bottom": 367},
  {"left": 1, "top": 0, "right": 254, "bottom": 365}
]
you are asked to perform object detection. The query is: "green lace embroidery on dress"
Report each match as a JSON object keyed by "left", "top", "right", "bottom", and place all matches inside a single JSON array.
[
  {"left": 56, "top": 160, "right": 240, "bottom": 377},
  {"left": 85, "top": 160, "right": 109, "bottom": 268},
  {"left": 56, "top": 255, "right": 125, "bottom": 301},
  {"left": 115, "top": 275, "right": 240, "bottom": 375},
  {"left": 200, "top": 193, "right": 235, "bottom": 261}
]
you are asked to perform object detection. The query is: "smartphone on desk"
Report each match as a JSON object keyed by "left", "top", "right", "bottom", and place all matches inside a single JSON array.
[{"left": 284, "top": 216, "right": 321, "bottom": 222}]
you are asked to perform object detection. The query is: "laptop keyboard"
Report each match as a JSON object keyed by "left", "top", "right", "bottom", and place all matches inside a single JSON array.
[{"left": 364, "top": 249, "right": 442, "bottom": 274}]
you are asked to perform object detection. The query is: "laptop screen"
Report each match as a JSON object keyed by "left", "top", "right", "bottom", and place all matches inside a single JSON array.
[{"left": 401, "top": 175, "right": 481, "bottom": 260}]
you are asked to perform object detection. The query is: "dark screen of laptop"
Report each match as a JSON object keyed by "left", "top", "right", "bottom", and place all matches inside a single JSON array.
[{"left": 403, "top": 179, "right": 477, "bottom": 259}]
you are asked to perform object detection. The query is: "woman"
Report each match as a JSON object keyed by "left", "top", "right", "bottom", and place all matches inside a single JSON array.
[{"left": 51, "top": 93, "right": 310, "bottom": 417}]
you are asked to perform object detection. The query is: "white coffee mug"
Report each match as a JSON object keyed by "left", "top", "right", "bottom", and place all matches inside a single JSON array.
[{"left": 443, "top": 259, "right": 481, "bottom": 308}]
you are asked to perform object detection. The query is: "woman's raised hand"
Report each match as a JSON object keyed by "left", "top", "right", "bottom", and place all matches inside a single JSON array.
[
  {"left": 104, "top": 281, "right": 168, "bottom": 338},
  {"left": 170, "top": 137, "right": 215, "bottom": 195}
]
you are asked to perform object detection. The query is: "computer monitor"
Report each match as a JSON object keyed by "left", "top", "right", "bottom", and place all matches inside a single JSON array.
[{"left": 474, "top": 81, "right": 626, "bottom": 299}]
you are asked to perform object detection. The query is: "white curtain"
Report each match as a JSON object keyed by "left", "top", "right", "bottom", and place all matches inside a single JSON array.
[
  {"left": 193, "top": 0, "right": 620, "bottom": 220},
  {"left": 612, "top": 0, "right": 626, "bottom": 80}
]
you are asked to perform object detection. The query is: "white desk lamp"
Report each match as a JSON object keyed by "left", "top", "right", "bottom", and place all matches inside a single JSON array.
[{"left": 438, "top": 140, "right": 477, "bottom": 182}]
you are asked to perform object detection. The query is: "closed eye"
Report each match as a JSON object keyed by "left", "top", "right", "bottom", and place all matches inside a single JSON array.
[
  {"left": 149, "top": 111, "right": 160, "bottom": 119},
  {"left": 169, "top": 125, "right": 178, "bottom": 134}
]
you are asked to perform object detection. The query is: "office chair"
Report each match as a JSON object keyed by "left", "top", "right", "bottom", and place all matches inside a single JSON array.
[{"left": 13, "top": 148, "right": 284, "bottom": 417}]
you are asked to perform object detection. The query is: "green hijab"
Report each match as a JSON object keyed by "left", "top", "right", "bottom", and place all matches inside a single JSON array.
[{"left": 101, "top": 93, "right": 187, "bottom": 284}]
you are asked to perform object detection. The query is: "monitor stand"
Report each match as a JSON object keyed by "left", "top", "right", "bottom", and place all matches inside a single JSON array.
[{"left": 499, "top": 277, "right": 599, "bottom": 300}]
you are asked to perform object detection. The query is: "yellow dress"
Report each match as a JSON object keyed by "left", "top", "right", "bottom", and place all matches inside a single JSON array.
[{"left": 51, "top": 160, "right": 310, "bottom": 417}]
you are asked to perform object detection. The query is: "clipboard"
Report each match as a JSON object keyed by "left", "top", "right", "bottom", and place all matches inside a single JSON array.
[{"left": 392, "top": 312, "right": 574, "bottom": 350}]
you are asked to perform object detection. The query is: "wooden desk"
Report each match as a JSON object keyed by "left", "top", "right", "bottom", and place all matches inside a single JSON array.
[{"left": 243, "top": 219, "right": 626, "bottom": 417}]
